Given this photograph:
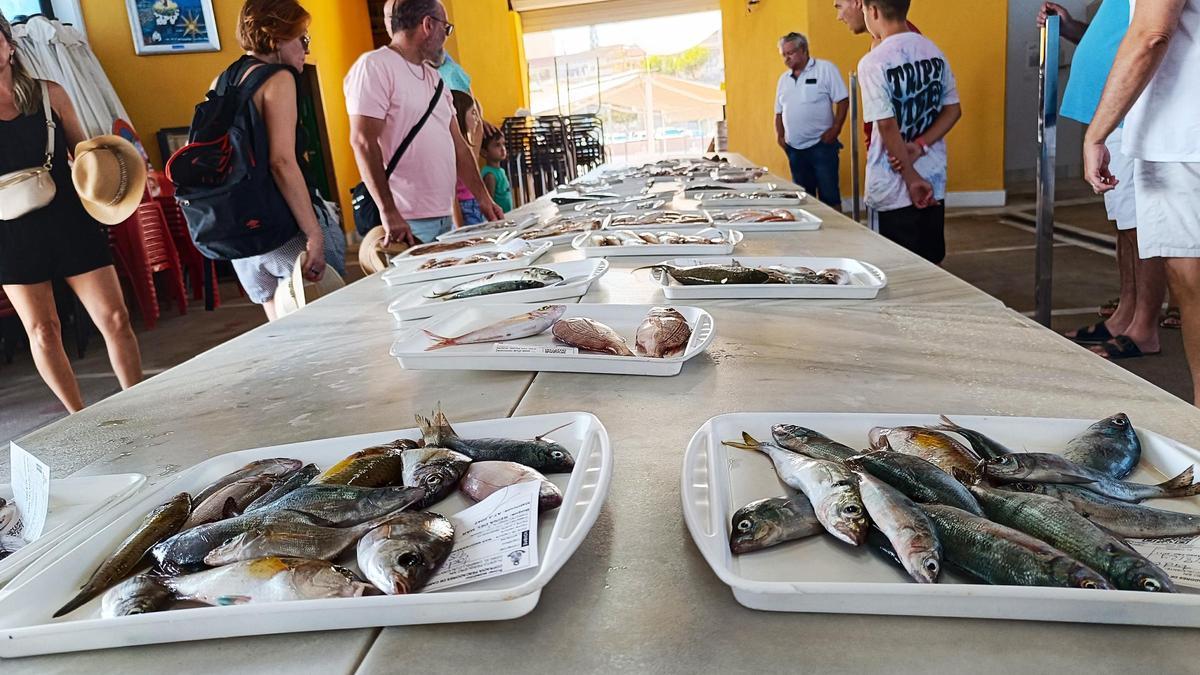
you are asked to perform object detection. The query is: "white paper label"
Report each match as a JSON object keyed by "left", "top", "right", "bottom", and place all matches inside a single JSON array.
[
  {"left": 1128, "top": 536, "right": 1200, "bottom": 588},
  {"left": 493, "top": 344, "right": 578, "bottom": 356},
  {"left": 9, "top": 443, "right": 50, "bottom": 543},
  {"left": 424, "top": 480, "right": 541, "bottom": 592}
]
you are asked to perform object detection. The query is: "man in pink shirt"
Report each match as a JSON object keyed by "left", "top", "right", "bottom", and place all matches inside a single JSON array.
[{"left": 345, "top": 0, "right": 502, "bottom": 246}]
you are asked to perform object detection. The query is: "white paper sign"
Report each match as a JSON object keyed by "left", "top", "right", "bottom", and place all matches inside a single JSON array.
[
  {"left": 424, "top": 480, "right": 541, "bottom": 592},
  {"left": 493, "top": 344, "right": 579, "bottom": 356},
  {"left": 1128, "top": 536, "right": 1200, "bottom": 588},
  {"left": 9, "top": 443, "right": 50, "bottom": 543}
]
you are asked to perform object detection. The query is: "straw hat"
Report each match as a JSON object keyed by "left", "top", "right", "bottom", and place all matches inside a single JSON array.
[
  {"left": 71, "top": 135, "right": 147, "bottom": 225},
  {"left": 358, "top": 225, "right": 410, "bottom": 275},
  {"left": 273, "top": 251, "right": 345, "bottom": 317}
]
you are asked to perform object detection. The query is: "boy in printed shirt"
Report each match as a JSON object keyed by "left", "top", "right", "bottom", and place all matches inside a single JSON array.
[{"left": 857, "top": 0, "right": 962, "bottom": 263}]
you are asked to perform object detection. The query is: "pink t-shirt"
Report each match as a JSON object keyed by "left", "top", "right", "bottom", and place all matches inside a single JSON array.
[{"left": 344, "top": 48, "right": 456, "bottom": 219}]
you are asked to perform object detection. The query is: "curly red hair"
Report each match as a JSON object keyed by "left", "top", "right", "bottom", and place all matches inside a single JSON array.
[{"left": 237, "top": 0, "right": 311, "bottom": 54}]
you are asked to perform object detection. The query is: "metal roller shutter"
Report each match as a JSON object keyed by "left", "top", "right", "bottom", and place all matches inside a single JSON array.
[{"left": 516, "top": 0, "right": 719, "bottom": 33}]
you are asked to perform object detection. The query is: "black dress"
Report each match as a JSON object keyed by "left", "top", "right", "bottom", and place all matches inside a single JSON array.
[{"left": 0, "top": 94, "right": 112, "bottom": 285}]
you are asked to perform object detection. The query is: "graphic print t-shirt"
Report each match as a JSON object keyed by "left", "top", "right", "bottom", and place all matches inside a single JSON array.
[{"left": 858, "top": 32, "right": 959, "bottom": 211}]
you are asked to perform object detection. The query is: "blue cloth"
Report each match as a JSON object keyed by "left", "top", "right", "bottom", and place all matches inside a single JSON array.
[
  {"left": 785, "top": 141, "right": 843, "bottom": 209},
  {"left": 408, "top": 215, "right": 453, "bottom": 244},
  {"left": 1060, "top": 0, "right": 1129, "bottom": 125},
  {"left": 438, "top": 54, "right": 472, "bottom": 93},
  {"left": 459, "top": 198, "right": 485, "bottom": 226}
]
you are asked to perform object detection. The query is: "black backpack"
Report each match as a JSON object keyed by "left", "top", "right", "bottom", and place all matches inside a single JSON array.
[{"left": 166, "top": 56, "right": 299, "bottom": 261}]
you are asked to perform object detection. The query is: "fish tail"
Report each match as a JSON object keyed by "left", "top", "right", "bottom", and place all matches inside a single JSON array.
[
  {"left": 421, "top": 330, "right": 458, "bottom": 351},
  {"left": 52, "top": 586, "right": 97, "bottom": 618},
  {"left": 927, "top": 416, "right": 962, "bottom": 435},
  {"left": 1159, "top": 469, "right": 1200, "bottom": 499},
  {"left": 1160, "top": 465, "right": 1195, "bottom": 490},
  {"left": 722, "top": 432, "right": 766, "bottom": 454}
]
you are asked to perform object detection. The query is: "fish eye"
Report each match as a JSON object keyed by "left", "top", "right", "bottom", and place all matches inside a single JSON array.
[
  {"left": 1113, "top": 417, "right": 1128, "bottom": 426},
  {"left": 395, "top": 552, "right": 424, "bottom": 568},
  {"left": 1142, "top": 578, "right": 1163, "bottom": 592},
  {"left": 1080, "top": 579, "right": 1100, "bottom": 589},
  {"left": 551, "top": 450, "right": 564, "bottom": 459},
  {"left": 736, "top": 519, "right": 752, "bottom": 532},
  {"left": 924, "top": 559, "right": 940, "bottom": 574},
  {"left": 424, "top": 474, "right": 443, "bottom": 486},
  {"left": 842, "top": 504, "right": 861, "bottom": 516},
  {"left": 1013, "top": 482, "right": 1036, "bottom": 492}
]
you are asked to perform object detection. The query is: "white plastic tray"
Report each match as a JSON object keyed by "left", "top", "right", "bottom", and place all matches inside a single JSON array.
[
  {"left": 387, "top": 259, "right": 610, "bottom": 323},
  {"left": 702, "top": 208, "right": 822, "bottom": 233},
  {"left": 1, "top": 473, "right": 145, "bottom": 588},
  {"left": 513, "top": 215, "right": 609, "bottom": 247},
  {"left": 572, "top": 227, "right": 744, "bottom": 259},
  {"left": 648, "top": 257, "right": 887, "bottom": 300},
  {"left": 0, "top": 413, "right": 612, "bottom": 657},
  {"left": 682, "top": 412, "right": 1200, "bottom": 627},
  {"left": 391, "top": 304, "right": 716, "bottom": 377},
  {"left": 381, "top": 240, "right": 553, "bottom": 287},
  {"left": 682, "top": 181, "right": 778, "bottom": 195},
  {"left": 434, "top": 214, "right": 540, "bottom": 242},
  {"left": 391, "top": 230, "right": 520, "bottom": 262},
  {"left": 605, "top": 211, "right": 714, "bottom": 231},
  {"left": 692, "top": 191, "right": 807, "bottom": 208}
]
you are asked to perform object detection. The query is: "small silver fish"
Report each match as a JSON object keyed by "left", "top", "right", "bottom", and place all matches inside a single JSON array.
[
  {"left": 460, "top": 461, "right": 563, "bottom": 511},
  {"left": 357, "top": 513, "right": 455, "bottom": 594},
  {"left": 424, "top": 305, "right": 567, "bottom": 351}
]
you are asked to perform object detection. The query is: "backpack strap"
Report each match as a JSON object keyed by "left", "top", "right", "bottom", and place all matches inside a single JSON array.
[
  {"left": 215, "top": 55, "right": 258, "bottom": 97},
  {"left": 236, "top": 62, "right": 293, "bottom": 104}
]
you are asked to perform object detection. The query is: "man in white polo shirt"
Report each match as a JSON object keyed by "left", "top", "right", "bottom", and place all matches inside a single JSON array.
[
  {"left": 1085, "top": 0, "right": 1200, "bottom": 403},
  {"left": 774, "top": 32, "right": 849, "bottom": 209}
]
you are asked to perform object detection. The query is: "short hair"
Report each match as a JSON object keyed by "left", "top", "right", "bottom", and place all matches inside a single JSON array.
[
  {"left": 392, "top": 0, "right": 439, "bottom": 33},
  {"left": 779, "top": 32, "right": 809, "bottom": 51},
  {"left": 237, "top": 0, "right": 310, "bottom": 54},
  {"left": 863, "top": 0, "right": 911, "bottom": 21},
  {"left": 482, "top": 127, "right": 505, "bottom": 149}
]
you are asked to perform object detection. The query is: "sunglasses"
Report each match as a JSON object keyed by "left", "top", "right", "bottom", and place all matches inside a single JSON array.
[
  {"left": 428, "top": 16, "right": 454, "bottom": 37},
  {"left": 300, "top": 34, "right": 311, "bottom": 54}
]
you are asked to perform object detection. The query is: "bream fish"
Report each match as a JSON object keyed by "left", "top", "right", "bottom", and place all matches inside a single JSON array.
[{"left": 357, "top": 512, "right": 455, "bottom": 594}]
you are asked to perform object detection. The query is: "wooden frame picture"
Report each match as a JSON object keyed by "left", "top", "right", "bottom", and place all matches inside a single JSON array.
[{"left": 125, "top": 0, "right": 220, "bottom": 56}]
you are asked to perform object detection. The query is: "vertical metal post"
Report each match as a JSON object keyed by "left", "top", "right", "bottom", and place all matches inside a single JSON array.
[
  {"left": 850, "top": 72, "right": 862, "bottom": 222},
  {"left": 553, "top": 57, "right": 563, "bottom": 115},
  {"left": 1034, "top": 15, "right": 1060, "bottom": 327}
]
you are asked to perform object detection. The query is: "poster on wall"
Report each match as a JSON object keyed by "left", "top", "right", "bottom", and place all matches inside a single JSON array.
[{"left": 125, "top": 0, "right": 220, "bottom": 56}]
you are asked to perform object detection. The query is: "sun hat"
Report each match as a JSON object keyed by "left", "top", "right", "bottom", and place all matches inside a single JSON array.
[
  {"left": 71, "top": 135, "right": 147, "bottom": 225},
  {"left": 273, "top": 251, "right": 345, "bottom": 317},
  {"left": 358, "top": 225, "right": 410, "bottom": 275}
]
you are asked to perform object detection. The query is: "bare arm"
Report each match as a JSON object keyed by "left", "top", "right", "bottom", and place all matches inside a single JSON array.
[
  {"left": 876, "top": 117, "right": 934, "bottom": 208},
  {"left": 774, "top": 113, "right": 787, "bottom": 149},
  {"left": 917, "top": 103, "right": 962, "bottom": 146},
  {"left": 259, "top": 71, "right": 325, "bottom": 280},
  {"left": 47, "top": 82, "right": 88, "bottom": 157},
  {"left": 348, "top": 114, "right": 415, "bottom": 247},
  {"left": 821, "top": 99, "right": 850, "bottom": 144},
  {"left": 483, "top": 172, "right": 498, "bottom": 196},
  {"left": 1038, "top": 2, "right": 1087, "bottom": 44},
  {"left": 451, "top": 119, "right": 502, "bottom": 221}
]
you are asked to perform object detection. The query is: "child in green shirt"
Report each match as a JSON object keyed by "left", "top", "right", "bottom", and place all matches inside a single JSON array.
[{"left": 480, "top": 129, "right": 513, "bottom": 213}]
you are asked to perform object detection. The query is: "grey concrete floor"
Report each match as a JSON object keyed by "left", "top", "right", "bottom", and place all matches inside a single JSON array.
[{"left": 0, "top": 199, "right": 1190, "bottom": 453}]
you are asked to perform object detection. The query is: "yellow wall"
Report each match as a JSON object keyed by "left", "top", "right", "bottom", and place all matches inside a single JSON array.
[
  {"left": 79, "top": 0, "right": 374, "bottom": 226},
  {"left": 444, "top": 0, "right": 529, "bottom": 124},
  {"left": 721, "top": 0, "right": 1008, "bottom": 198}
]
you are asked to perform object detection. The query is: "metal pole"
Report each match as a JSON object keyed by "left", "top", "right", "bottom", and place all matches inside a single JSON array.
[
  {"left": 553, "top": 57, "right": 563, "bottom": 115},
  {"left": 1034, "top": 15, "right": 1060, "bottom": 327},
  {"left": 850, "top": 72, "right": 861, "bottom": 222}
]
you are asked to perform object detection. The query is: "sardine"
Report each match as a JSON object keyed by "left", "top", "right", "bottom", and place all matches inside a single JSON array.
[
  {"left": 165, "top": 557, "right": 372, "bottom": 606},
  {"left": 203, "top": 509, "right": 414, "bottom": 566},
  {"left": 928, "top": 416, "right": 1016, "bottom": 460},
  {"left": 967, "top": 482, "right": 1174, "bottom": 592},
  {"left": 633, "top": 262, "right": 772, "bottom": 286},
  {"left": 724, "top": 434, "right": 868, "bottom": 545},
  {"left": 192, "top": 459, "right": 303, "bottom": 507},
  {"left": 921, "top": 504, "right": 1112, "bottom": 589},
  {"left": 244, "top": 463, "right": 320, "bottom": 512},
  {"left": 423, "top": 305, "right": 567, "bottom": 351},
  {"left": 855, "top": 471, "right": 942, "bottom": 583},
  {"left": 460, "top": 461, "right": 563, "bottom": 512},
  {"left": 980, "top": 453, "right": 1200, "bottom": 502},
  {"left": 869, "top": 426, "right": 981, "bottom": 475},
  {"left": 1003, "top": 482, "right": 1200, "bottom": 539},
  {"left": 418, "top": 408, "right": 576, "bottom": 473},
  {"left": 357, "top": 512, "right": 455, "bottom": 594},
  {"left": 728, "top": 496, "right": 822, "bottom": 554},
  {"left": 401, "top": 447, "right": 472, "bottom": 508},
  {"left": 1062, "top": 413, "right": 1141, "bottom": 480},
  {"left": 844, "top": 450, "right": 983, "bottom": 515},
  {"left": 311, "top": 439, "right": 417, "bottom": 487},
  {"left": 634, "top": 307, "right": 692, "bottom": 358},
  {"left": 551, "top": 317, "right": 636, "bottom": 356},
  {"left": 54, "top": 492, "right": 192, "bottom": 618},
  {"left": 182, "top": 474, "right": 278, "bottom": 530},
  {"left": 770, "top": 425, "right": 858, "bottom": 463}
]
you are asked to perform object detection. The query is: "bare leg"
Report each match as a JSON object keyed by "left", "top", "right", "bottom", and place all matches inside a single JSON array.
[
  {"left": 263, "top": 299, "right": 278, "bottom": 322},
  {"left": 1104, "top": 229, "right": 1138, "bottom": 335},
  {"left": 65, "top": 266, "right": 143, "bottom": 389},
  {"left": 3, "top": 282, "right": 85, "bottom": 412},
  {"left": 1164, "top": 258, "right": 1200, "bottom": 406},
  {"left": 1093, "top": 230, "right": 1166, "bottom": 357}
]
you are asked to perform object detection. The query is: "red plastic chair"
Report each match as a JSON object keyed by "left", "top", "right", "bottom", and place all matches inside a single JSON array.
[
  {"left": 133, "top": 203, "right": 189, "bottom": 316},
  {"left": 109, "top": 215, "right": 159, "bottom": 330}
]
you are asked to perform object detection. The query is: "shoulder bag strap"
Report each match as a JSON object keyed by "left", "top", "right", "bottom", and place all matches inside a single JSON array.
[
  {"left": 384, "top": 76, "right": 445, "bottom": 178},
  {"left": 40, "top": 81, "right": 54, "bottom": 170}
]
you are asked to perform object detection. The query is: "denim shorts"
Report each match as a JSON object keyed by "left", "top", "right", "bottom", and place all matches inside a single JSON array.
[
  {"left": 459, "top": 199, "right": 485, "bottom": 226},
  {"left": 408, "top": 215, "right": 453, "bottom": 244}
]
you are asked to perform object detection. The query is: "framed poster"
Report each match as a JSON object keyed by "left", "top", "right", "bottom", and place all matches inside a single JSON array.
[{"left": 125, "top": 0, "right": 220, "bottom": 55}]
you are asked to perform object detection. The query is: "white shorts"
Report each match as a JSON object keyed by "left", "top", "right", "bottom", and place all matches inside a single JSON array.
[
  {"left": 1134, "top": 159, "right": 1200, "bottom": 258},
  {"left": 1103, "top": 128, "right": 1137, "bottom": 231}
]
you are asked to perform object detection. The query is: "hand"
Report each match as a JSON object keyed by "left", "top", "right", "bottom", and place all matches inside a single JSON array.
[
  {"left": 1037, "top": 2, "right": 1072, "bottom": 28},
  {"left": 906, "top": 174, "right": 936, "bottom": 209},
  {"left": 480, "top": 197, "right": 505, "bottom": 222},
  {"left": 777, "top": 135, "right": 789, "bottom": 151},
  {"left": 380, "top": 208, "right": 416, "bottom": 249},
  {"left": 888, "top": 142, "right": 923, "bottom": 172},
  {"left": 482, "top": 119, "right": 499, "bottom": 139},
  {"left": 1083, "top": 141, "right": 1118, "bottom": 195},
  {"left": 303, "top": 238, "right": 326, "bottom": 282},
  {"left": 819, "top": 127, "right": 841, "bottom": 145}
]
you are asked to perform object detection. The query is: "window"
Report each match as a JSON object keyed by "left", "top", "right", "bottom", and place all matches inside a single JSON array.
[{"left": 0, "top": 0, "right": 52, "bottom": 20}]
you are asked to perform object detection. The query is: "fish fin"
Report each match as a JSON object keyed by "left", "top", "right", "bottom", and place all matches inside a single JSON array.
[
  {"left": 534, "top": 421, "right": 574, "bottom": 442},
  {"left": 1158, "top": 465, "right": 1195, "bottom": 490},
  {"left": 52, "top": 587, "right": 97, "bottom": 618},
  {"left": 722, "top": 432, "right": 763, "bottom": 453},
  {"left": 215, "top": 595, "right": 253, "bottom": 606},
  {"left": 421, "top": 330, "right": 458, "bottom": 351},
  {"left": 220, "top": 496, "right": 241, "bottom": 520},
  {"left": 434, "top": 406, "right": 458, "bottom": 439},
  {"left": 971, "top": 459, "right": 988, "bottom": 484},
  {"left": 950, "top": 467, "right": 976, "bottom": 486}
]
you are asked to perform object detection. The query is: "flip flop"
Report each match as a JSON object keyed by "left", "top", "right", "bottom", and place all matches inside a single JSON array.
[
  {"left": 1065, "top": 322, "right": 1113, "bottom": 345},
  {"left": 1092, "top": 335, "right": 1159, "bottom": 360},
  {"left": 1161, "top": 307, "right": 1182, "bottom": 330},
  {"left": 1099, "top": 297, "right": 1120, "bottom": 318}
]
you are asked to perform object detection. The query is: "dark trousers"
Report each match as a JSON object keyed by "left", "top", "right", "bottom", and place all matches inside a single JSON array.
[
  {"left": 784, "top": 141, "right": 842, "bottom": 210},
  {"left": 877, "top": 201, "right": 947, "bottom": 264}
]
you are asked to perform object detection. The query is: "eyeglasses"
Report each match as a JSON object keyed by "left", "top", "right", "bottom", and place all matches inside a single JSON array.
[
  {"left": 428, "top": 16, "right": 454, "bottom": 37},
  {"left": 300, "top": 34, "right": 311, "bottom": 54}
]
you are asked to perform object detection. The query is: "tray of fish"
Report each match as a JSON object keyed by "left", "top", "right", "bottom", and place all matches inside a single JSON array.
[
  {"left": 642, "top": 257, "right": 886, "bottom": 300},
  {"left": 1, "top": 474, "right": 145, "bottom": 589},
  {"left": 573, "top": 227, "right": 744, "bottom": 258},
  {"left": 682, "top": 411, "right": 1200, "bottom": 626},
  {"left": 691, "top": 190, "right": 807, "bottom": 208},
  {"left": 386, "top": 260, "right": 609, "bottom": 323},
  {"left": 434, "top": 214, "right": 540, "bottom": 242},
  {"left": 574, "top": 197, "right": 668, "bottom": 215},
  {"left": 391, "top": 303, "right": 715, "bottom": 377},
  {"left": 512, "top": 215, "right": 608, "bottom": 246},
  {"left": 702, "top": 208, "right": 822, "bottom": 232},
  {"left": 604, "top": 210, "right": 713, "bottom": 230},
  {"left": 0, "top": 409, "right": 612, "bottom": 657},
  {"left": 381, "top": 240, "right": 553, "bottom": 287},
  {"left": 681, "top": 181, "right": 778, "bottom": 196}
]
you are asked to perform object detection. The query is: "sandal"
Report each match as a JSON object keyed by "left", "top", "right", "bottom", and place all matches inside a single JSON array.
[
  {"left": 1065, "top": 322, "right": 1113, "bottom": 345},
  {"left": 1161, "top": 307, "right": 1182, "bottom": 330},
  {"left": 1092, "top": 335, "right": 1159, "bottom": 360},
  {"left": 1099, "top": 297, "right": 1120, "bottom": 318}
]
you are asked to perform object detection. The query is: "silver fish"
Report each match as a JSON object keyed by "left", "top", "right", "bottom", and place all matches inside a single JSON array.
[
  {"left": 357, "top": 512, "right": 455, "bottom": 594},
  {"left": 423, "top": 305, "right": 567, "bottom": 351},
  {"left": 1003, "top": 482, "right": 1200, "bottom": 539},
  {"left": 182, "top": 474, "right": 279, "bottom": 530},
  {"left": 869, "top": 426, "right": 981, "bottom": 475},
  {"left": 203, "top": 509, "right": 413, "bottom": 566},
  {"left": 427, "top": 267, "right": 564, "bottom": 299},
  {"left": 855, "top": 471, "right": 941, "bottom": 583},
  {"left": 192, "top": 458, "right": 303, "bottom": 506},
  {"left": 401, "top": 447, "right": 472, "bottom": 509},
  {"left": 729, "top": 496, "right": 823, "bottom": 554},
  {"left": 634, "top": 307, "right": 692, "bottom": 358},
  {"left": 1062, "top": 413, "right": 1142, "bottom": 480},
  {"left": 459, "top": 461, "right": 563, "bottom": 511},
  {"left": 981, "top": 453, "right": 1200, "bottom": 502},
  {"left": 163, "top": 557, "right": 371, "bottom": 607}
]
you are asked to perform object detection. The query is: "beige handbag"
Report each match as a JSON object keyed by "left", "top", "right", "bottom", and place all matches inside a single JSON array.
[{"left": 0, "top": 82, "right": 56, "bottom": 221}]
